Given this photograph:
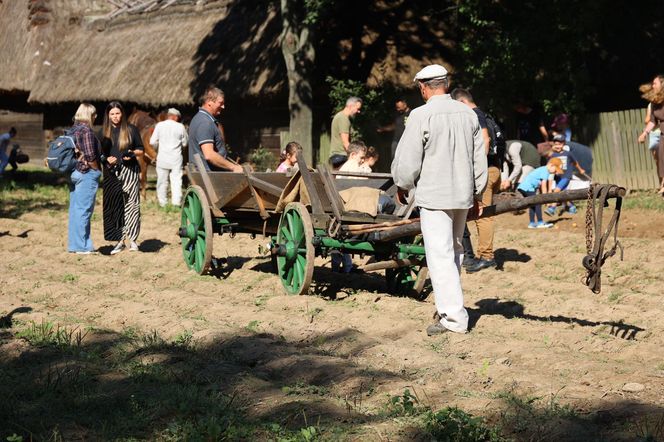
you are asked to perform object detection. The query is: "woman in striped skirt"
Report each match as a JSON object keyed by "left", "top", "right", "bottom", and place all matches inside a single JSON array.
[{"left": 100, "top": 102, "right": 144, "bottom": 255}]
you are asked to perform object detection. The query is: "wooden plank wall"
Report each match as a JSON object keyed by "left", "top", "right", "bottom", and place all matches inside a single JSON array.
[
  {"left": 576, "top": 108, "right": 658, "bottom": 190},
  {"left": 0, "top": 110, "right": 45, "bottom": 163}
]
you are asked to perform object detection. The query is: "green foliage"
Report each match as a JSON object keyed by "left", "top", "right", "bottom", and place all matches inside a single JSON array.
[
  {"left": 62, "top": 273, "right": 78, "bottom": 283},
  {"left": 424, "top": 407, "right": 505, "bottom": 442},
  {"left": 17, "top": 320, "right": 87, "bottom": 350},
  {"left": 303, "top": 0, "right": 334, "bottom": 25},
  {"left": 245, "top": 320, "right": 261, "bottom": 333},
  {"left": 249, "top": 146, "right": 278, "bottom": 172},
  {"left": 451, "top": 0, "right": 597, "bottom": 116},
  {"left": 281, "top": 381, "right": 329, "bottom": 397},
  {"left": 621, "top": 191, "right": 664, "bottom": 212},
  {"left": 386, "top": 389, "right": 426, "bottom": 416}
]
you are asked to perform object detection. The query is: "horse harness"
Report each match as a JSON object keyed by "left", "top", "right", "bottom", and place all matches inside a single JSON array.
[{"left": 583, "top": 183, "right": 624, "bottom": 293}]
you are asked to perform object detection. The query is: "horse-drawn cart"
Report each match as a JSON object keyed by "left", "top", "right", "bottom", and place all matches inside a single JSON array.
[{"left": 178, "top": 152, "right": 625, "bottom": 297}]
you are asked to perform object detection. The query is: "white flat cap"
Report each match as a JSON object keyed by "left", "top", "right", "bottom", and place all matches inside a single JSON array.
[
  {"left": 167, "top": 107, "right": 181, "bottom": 117},
  {"left": 414, "top": 64, "right": 448, "bottom": 82}
]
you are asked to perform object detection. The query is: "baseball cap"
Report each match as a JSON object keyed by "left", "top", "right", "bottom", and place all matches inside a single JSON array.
[
  {"left": 552, "top": 134, "right": 566, "bottom": 143},
  {"left": 167, "top": 107, "right": 181, "bottom": 117},
  {"left": 547, "top": 157, "right": 564, "bottom": 174},
  {"left": 414, "top": 64, "right": 448, "bottom": 82}
]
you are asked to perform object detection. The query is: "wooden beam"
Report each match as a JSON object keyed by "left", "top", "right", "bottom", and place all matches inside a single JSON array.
[
  {"left": 371, "top": 186, "right": 626, "bottom": 242},
  {"left": 243, "top": 165, "right": 270, "bottom": 220},
  {"left": 247, "top": 175, "right": 283, "bottom": 197},
  {"left": 316, "top": 164, "right": 345, "bottom": 222},
  {"left": 295, "top": 151, "right": 324, "bottom": 215},
  {"left": 192, "top": 154, "right": 224, "bottom": 217}
]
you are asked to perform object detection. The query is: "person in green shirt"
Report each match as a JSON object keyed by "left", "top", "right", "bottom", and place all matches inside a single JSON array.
[{"left": 329, "top": 96, "right": 362, "bottom": 168}]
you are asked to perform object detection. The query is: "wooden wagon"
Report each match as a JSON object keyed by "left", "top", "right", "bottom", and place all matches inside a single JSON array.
[{"left": 178, "top": 153, "right": 626, "bottom": 296}]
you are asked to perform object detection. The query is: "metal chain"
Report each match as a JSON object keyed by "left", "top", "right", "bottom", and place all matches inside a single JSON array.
[{"left": 585, "top": 183, "right": 594, "bottom": 254}]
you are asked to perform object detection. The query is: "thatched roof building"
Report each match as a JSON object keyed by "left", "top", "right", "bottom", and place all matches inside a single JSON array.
[
  {"left": 1, "top": 0, "right": 453, "bottom": 108},
  {"left": 1, "top": 0, "right": 289, "bottom": 106}
]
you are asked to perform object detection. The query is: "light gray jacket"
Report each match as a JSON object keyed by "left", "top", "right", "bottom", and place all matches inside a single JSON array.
[{"left": 391, "top": 94, "right": 487, "bottom": 210}]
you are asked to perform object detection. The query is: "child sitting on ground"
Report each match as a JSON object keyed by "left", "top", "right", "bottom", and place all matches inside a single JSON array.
[
  {"left": 276, "top": 141, "right": 302, "bottom": 173},
  {"left": 517, "top": 157, "right": 564, "bottom": 229},
  {"left": 545, "top": 133, "right": 586, "bottom": 216}
]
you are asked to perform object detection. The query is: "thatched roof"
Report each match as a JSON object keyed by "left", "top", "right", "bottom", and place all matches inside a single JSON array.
[
  {"left": 0, "top": 0, "right": 452, "bottom": 106},
  {"left": 0, "top": 0, "right": 49, "bottom": 93},
  {"left": 0, "top": 0, "right": 286, "bottom": 106}
]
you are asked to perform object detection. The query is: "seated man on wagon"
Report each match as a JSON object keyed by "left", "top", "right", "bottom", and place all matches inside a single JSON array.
[{"left": 188, "top": 86, "right": 242, "bottom": 173}]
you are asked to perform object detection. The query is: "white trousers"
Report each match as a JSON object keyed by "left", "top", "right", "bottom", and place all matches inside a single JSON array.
[
  {"left": 420, "top": 207, "right": 469, "bottom": 333},
  {"left": 156, "top": 165, "right": 182, "bottom": 206}
]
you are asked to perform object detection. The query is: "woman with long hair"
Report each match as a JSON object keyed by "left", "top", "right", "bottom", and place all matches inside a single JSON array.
[
  {"left": 638, "top": 74, "right": 664, "bottom": 194},
  {"left": 100, "top": 101, "right": 144, "bottom": 254},
  {"left": 68, "top": 103, "right": 102, "bottom": 254}
]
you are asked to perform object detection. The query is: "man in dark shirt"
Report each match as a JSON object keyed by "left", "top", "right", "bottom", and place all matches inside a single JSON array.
[
  {"left": 377, "top": 99, "right": 411, "bottom": 158},
  {"left": 451, "top": 88, "right": 500, "bottom": 273},
  {"left": 188, "top": 86, "right": 242, "bottom": 172},
  {"left": 514, "top": 102, "right": 548, "bottom": 146}
]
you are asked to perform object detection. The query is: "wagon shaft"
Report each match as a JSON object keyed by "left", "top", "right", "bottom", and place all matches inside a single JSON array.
[{"left": 370, "top": 185, "right": 626, "bottom": 243}]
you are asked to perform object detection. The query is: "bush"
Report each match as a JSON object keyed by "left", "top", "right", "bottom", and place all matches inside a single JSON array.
[{"left": 249, "top": 146, "right": 277, "bottom": 172}]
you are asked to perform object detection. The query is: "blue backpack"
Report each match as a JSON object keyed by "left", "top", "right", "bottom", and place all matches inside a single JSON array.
[{"left": 46, "top": 130, "right": 79, "bottom": 173}]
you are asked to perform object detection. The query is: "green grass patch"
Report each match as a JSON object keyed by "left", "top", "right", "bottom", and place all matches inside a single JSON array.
[{"left": 621, "top": 191, "right": 664, "bottom": 212}]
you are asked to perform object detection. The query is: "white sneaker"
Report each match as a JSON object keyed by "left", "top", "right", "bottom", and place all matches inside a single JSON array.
[
  {"left": 75, "top": 250, "right": 98, "bottom": 255},
  {"left": 110, "top": 241, "right": 125, "bottom": 255},
  {"left": 129, "top": 241, "right": 139, "bottom": 252}
]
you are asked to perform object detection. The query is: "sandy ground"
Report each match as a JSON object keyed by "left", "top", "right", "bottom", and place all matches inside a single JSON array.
[{"left": 1, "top": 193, "right": 664, "bottom": 439}]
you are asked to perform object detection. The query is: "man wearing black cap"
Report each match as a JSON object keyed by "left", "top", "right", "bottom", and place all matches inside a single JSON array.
[{"left": 391, "top": 64, "right": 487, "bottom": 335}]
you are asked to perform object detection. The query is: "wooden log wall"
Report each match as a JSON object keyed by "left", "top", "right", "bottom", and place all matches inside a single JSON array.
[{"left": 0, "top": 110, "right": 45, "bottom": 164}]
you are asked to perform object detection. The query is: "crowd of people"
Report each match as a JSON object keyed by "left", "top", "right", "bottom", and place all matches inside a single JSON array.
[
  {"left": 322, "top": 64, "right": 601, "bottom": 335},
  {"left": 56, "top": 70, "right": 659, "bottom": 338}
]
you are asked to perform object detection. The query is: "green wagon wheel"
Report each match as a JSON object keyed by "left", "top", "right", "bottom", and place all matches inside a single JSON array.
[
  {"left": 276, "top": 202, "right": 314, "bottom": 295},
  {"left": 180, "top": 185, "right": 213, "bottom": 275},
  {"left": 385, "top": 236, "right": 429, "bottom": 300}
]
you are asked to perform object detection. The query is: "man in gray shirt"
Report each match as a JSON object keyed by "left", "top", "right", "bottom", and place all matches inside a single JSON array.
[
  {"left": 188, "top": 86, "right": 242, "bottom": 172},
  {"left": 391, "top": 64, "right": 487, "bottom": 335}
]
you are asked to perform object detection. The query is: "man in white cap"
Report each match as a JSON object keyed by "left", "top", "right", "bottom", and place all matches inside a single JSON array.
[
  {"left": 150, "top": 108, "right": 188, "bottom": 207},
  {"left": 391, "top": 64, "right": 487, "bottom": 335}
]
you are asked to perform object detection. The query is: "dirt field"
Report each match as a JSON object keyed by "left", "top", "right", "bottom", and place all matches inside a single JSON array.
[{"left": 1, "top": 170, "right": 664, "bottom": 441}]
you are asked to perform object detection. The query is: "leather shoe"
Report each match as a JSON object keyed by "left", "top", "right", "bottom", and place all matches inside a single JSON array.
[
  {"left": 462, "top": 256, "right": 477, "bottom": 268},
  {"left": 466, "top": 258, "right": 496, "bottom": 273}
]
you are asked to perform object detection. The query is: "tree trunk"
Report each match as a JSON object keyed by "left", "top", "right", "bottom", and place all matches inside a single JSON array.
[{"left": 280, "top": 0, "right": 315, "bottom": 165}]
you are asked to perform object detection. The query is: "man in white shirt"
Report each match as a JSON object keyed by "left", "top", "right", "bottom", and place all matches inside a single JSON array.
[
  {"left": 391, "top": 64, "right": 487, "bottom": 335},
  {"left": 150, "top": 108, "right": 188, "bottom": 206}
]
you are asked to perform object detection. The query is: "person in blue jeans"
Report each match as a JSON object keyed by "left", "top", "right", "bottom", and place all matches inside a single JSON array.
[
  {"left": 68, "top": 103, "right": 103, "bottom": 254},
  {"left": 517, "top": 158, "right": 563, "bottom": 229}
]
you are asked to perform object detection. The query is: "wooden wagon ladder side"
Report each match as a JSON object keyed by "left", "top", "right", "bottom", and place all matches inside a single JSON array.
[
  {"left": 242, "top": 165, "right": 270, "bottom": 220},
  {"left": 192, "top": 154, "right": 225, "bottom": 218},
  {"left": 316, "top": 164, "right": 346, "bottom": 222},
  {"left": 295, "top": 151, "right": 325, "bottom": 216}
]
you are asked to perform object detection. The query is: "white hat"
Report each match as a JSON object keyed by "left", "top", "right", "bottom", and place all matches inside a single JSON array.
[
  {"left": 167, "top": 107, "right": 181, "bottom": 117},
  {"left": 414, "top": 64, "right": 448, "bottom": 82}
]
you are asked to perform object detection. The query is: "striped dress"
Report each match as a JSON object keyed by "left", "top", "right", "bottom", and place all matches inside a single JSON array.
[{"left": 101, "top": 124, "right": 144, "bottom": 242}]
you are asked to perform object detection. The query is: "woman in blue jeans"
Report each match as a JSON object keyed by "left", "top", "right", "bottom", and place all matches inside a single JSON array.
[{"left": 68, "top": 103, "right": 102, "bottom": 254}]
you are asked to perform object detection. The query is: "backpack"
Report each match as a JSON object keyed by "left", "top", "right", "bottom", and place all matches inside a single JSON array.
[
  {"left": 484, "top": 113, "right": 506, "bottom": 164},
  {"left": 46, "top": 130, "right": 79, "bottom": 173}
]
